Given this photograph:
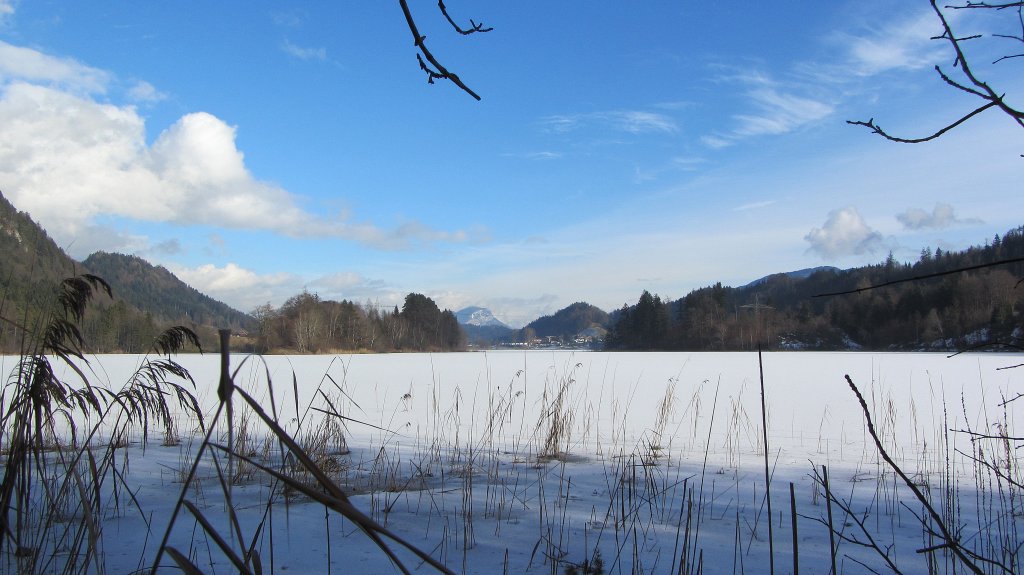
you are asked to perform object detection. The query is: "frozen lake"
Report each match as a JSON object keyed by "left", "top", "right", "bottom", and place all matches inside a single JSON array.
[
  {"left": 43, "top": 350, "right": 1022, "bottom": 473},
  {"left": 3, "top": 350, "right": 1021, "bottom": 574}
]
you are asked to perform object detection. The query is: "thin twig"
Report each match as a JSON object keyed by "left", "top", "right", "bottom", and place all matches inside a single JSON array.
[{"left": 437, "top": 0, "right": 492, "bottom": 35}]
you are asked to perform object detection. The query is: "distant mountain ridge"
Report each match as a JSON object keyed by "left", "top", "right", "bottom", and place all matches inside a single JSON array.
[
  {"left": 525, "top": 302, "right": 609, "bottom": 338},
  {"left": 743, "top": 266, "right": 842, "bottom": 288},
  {"left": 455, "top": 306, "right": 510, "bottom": 328},
  {"left": 455, "top": 302, "right": 611, "bottom": 347},
  {"left": 455, "top": 306, "right": 515, "bottom": 346}
]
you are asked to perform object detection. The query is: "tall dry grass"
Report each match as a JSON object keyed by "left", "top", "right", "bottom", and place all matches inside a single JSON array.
[{"left": 0, "top": 275, "right": 204, "bottom": 573}]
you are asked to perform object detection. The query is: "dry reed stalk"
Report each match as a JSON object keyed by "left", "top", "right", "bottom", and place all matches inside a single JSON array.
[{"left": 0, "top": 275, "right": 203, "bottom": 574}]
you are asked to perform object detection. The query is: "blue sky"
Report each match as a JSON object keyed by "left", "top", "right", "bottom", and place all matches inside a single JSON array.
[{"left": 0, "top": 1, "right": 1021, "bottom": 327}]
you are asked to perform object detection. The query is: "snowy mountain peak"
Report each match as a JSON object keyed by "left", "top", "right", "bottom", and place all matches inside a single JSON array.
[{"left": 456, "top": 307, "right": 510, "bottom": 328}]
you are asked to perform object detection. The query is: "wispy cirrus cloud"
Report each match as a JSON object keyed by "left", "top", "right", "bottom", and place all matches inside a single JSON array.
[
  {"left": 281, "top": 39, "right": 327, "bottom": 62},
  {"left": 704, "top": 72, "right": 834, "bottom": 147},
  {"left": 631, "top": 155, "right": 708, "bottom": 183},
  {"left": 540, "top": 109, "right": 677, "bottom": 135},
  {"left": 0, "top": 0, "right": 13, "bottom": 24},
  {"left": 615, "top": 111, "right": 678, "bottom": 134},
  {"left": 733, "top": 86, "right": 834, "bottom": 137},
  {"left": 735, "top": 200, "right": 776, "bottom": 212},
  {"left": 700, "top": 134, "right": 732, "bottom": 149},
  {"left": 670, "top": 156, "right": 707, "bottom": 171},
  {"left": 271, "top": 10, "right": 305, "bottom": 29},
  {"left": 838, "top": 10, "right": 944, "bottom": 77},
  {"left": 653, "top": 100, "right": 694, "bottom": 111},
  {"left": 703, "top": 8, "right": 940, "bottom": 150},
  {"left": 502, "top": 151, "right": 562, "bottom": 161}
]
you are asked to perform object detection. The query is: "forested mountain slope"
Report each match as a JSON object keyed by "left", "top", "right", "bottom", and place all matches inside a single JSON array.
[
  {"left": 524, "top": 302, "right": 610, "bottom": 339},
  {"left": 0, "top": 190, "right": 247, "bottom": 352},
  {"left": 607, "top": 227, "right": 1024, "bottom": 351},
  {"left": 83, "top": 252, "right": 253, "bottom": 330}
]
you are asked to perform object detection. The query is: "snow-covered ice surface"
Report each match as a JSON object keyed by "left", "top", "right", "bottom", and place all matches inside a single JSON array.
[{"left": 3, "top": 351, "right": 1022, "bottom": 574}]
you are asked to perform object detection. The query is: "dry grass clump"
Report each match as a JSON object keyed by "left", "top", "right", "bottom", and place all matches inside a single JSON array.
[
  {"left": 535, "top": 362, "right": 583, "bottom": 461},
  {"left": 147, "top": 333, "right": 454, "bottom": 575},
  {"left": 0, "top": 275, "right": 204, "bottom": 574}
]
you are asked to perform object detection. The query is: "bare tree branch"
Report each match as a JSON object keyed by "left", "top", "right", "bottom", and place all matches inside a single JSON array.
[
  {"left": 397, "top": 0, "right": 486, "bottom": 101},
  {"left": 949, "top": 2, "right": 1024, "bottom": 9},
  {"left": 437, "top": 0, "right": 493, "bottom": 35},
  {"left": 932, "top": 0, "right": 1024, "bottom": 122},
  {"left": 846, "top": 102, "right": 998, "bottom": 143},
  {"left": 850, "top": 0, "right": 1024, "bottom": 145}
]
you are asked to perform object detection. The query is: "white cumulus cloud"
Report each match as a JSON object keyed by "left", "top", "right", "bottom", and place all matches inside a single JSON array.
[
  {"left": 169, "top": 263, "right": 406, "bottom": 313},
  {"left": 896, "top": 202, "right": 980, "bottom": 230},
  {"left": 169, "top": 262, "right": 302, "bottom": 313},
  {"left": 0, "top": 43, "right": 468, "bottom": 256},
  {"left": 805, "top": 206, "right": 885, "bottom": 259},
  {"left": 307, "top": 272, "right": 400, "bottom": 304},
  {"left": 0, "top": 40, "right": 110, "bottom": 93},
  {"left": 127, "top": 80, "right": 167, "bottom": 103}
]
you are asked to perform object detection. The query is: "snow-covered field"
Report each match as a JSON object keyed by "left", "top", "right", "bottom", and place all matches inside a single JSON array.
[{"left": 3, "top": 351, "right": 1022, "bottom": 574}]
